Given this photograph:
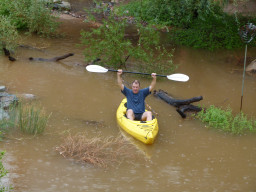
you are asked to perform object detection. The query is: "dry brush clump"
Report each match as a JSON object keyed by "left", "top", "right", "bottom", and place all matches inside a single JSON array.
[{"left": 56, "top": 134, "right": 141, "bottom": 168}]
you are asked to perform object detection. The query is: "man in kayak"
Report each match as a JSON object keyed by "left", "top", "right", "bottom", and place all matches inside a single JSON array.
[{"left": 117, "top": 69, "right": 156, "bottom": 121}]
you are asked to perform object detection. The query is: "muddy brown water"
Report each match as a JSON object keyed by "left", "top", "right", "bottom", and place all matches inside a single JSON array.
[{"left": 0, "top": 13, "right": 256, "bottom": 192}]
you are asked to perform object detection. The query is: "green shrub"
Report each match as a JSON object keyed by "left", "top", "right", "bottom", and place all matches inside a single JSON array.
[
  {"left": 81, "top": 12, "right": 175, "bottom": 74},
  {"left": 0, "top": 0, "right": 59, "bottom": 35},
  {"left": 169, "top": 12, "right": 254, "bottom": 50},
  {"left": 118, "top": 0, "right": 223, "bottom": 26},
  {"left": 231, "top": 112, "right": 255, "bottom": 134},
  {"left": 0, "top": 0, "right": 59, "bottom": 53},
  {"left": 0, "top": 15, "right": 19, "bottom": 51},
  {"left": 81, "top": 15, "right": 133, "bottom": 69},
  {"left": 196, "top": 105, "right": 256, "bottom": 134},
  {"left": 117, "top": 0, "right": 194, "bottom": 26},
  {"left": 25, "top": 0, "right": 59, "bottom": 36},
  {"left": 117, "top": 0, "right": 256, "bottom": 50},
  {"left": 197, "top": 105, "right": 232, "bottom": 132}
]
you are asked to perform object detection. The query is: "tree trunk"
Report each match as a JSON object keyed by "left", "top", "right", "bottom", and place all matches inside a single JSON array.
[{"left": 153, "top": 89, "right": 203, "bottom": 118}]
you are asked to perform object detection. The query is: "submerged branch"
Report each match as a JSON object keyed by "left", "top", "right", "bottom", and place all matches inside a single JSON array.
[
  {"left": 2, "top": 47, "right": 16, "bottom": 61},
  {"left": 29, "top": 53, "right": 74, "bottom": 62},
  {"left": 154, "top": 89, "right": 202, "bottom": 118}
]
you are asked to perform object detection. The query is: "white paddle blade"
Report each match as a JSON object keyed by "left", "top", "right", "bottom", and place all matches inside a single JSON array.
[
  {"left": 86, "top": 65, "right": 108, "bottom": 73},
  {"left": 167, "top": 73, "right": 189, "bottom": 82}
]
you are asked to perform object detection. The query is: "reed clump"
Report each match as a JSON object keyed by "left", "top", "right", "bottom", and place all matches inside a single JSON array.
[
  {"left": 17, "top": 102, "right": 50, "bottom": 135},
  {"left": 0, "top": 102, "right": 50, "bottom": 135},
  {"left": 56, "top": 134, "right": 140, "bottom": 168},
  {"left": 196, "top": 105, "right": 256, "bottom": 135}
]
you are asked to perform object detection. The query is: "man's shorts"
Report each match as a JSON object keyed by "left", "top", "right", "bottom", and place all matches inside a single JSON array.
[{"left": 134, "top": 113, "right": 143, "bottom": 121}]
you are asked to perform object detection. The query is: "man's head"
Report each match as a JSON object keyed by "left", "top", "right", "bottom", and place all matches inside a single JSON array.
[{"left": 132, "top": 80, "right": 140, "bottom": 94}]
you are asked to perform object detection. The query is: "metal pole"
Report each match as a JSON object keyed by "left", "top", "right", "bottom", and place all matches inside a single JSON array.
[{"left": 240, "top": 44, "right": 247, "bottom": 111}]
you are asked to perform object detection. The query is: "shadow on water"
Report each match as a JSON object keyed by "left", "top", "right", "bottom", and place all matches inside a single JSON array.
[{"left": 0, "top": 4, "right": 256, "bottom": 192}]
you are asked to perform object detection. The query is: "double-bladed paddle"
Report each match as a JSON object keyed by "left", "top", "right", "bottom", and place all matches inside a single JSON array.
[{"left": 86, "top": 65, "right": 189, "bottom": 82}]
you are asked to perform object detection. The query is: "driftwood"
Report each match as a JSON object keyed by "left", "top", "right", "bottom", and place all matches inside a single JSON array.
[
  {"left": 154, "top": 89, "right": 203, "bottom": 118},
  {"left": 2, "top": 45, "right": 74, "bottom": 63},
  {"left": 29, "top": 53, "right": 74, "bottom": 62},
  {"left": 176, "top": 105, "right": 202, "bottom": 118},
  {"left": 3, "top": 48, "right": 16, "bottom": 61}
]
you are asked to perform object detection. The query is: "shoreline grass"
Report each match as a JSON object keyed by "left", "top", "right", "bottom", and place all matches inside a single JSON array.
[
  {"left": 196, "top": 105, "right": 256, "bottom": 135},
  {"left": 0, "top": 102, "right": 50, "bottom": 136},
  {"left": 17, "top": 102, "right": 50, "bottom": 135}
]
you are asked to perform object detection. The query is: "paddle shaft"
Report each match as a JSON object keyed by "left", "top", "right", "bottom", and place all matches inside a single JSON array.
[
  {"left": 86, "top": 65, "right": 189, "bottom": 81},
  {"left": 108, "top": 69, "right": 166, "bottom": 77}
]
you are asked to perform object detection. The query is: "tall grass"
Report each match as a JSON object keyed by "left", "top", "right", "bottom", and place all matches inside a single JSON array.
[
  {"left": 196, "top": 105, "right": 256, "bottom": 134},
  {"left": 0, "top": 102, "right": 50, "bottom": 135},
  {"left": 0, "top": 151, "right": 8, "bottom": 191},
  {"left": 17, "top": 102, "right": 50, "bottom": 135}
]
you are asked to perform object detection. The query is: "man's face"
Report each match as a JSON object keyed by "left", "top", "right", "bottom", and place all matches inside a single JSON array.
[{"left": 132, "top": 82, "right": 140, "bottom": 94}]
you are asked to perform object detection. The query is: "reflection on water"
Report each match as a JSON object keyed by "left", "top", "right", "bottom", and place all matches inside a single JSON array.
[
  {"left": 0, "top": 10, "right": 256, "bottom": 192},
  {"left": 68, "top": 0, "right": 94, "bottom": 12}
]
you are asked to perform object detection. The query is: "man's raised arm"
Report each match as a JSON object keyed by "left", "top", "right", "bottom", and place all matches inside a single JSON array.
[
  {"left": 149, "top": 73, "right": 156, "bottom": 92},
  {"left": 117, "top": 69, "right": 124, "bottom": 91}
]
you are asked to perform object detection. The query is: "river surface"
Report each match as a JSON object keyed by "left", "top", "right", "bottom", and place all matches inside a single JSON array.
[{"left": 0, "top": 6, "right": 256, "bottom": 192}]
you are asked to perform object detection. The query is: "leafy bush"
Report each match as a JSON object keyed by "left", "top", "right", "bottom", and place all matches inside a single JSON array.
[
  {"left": 81, "top": 13, "right": 175, "bottom": 74},
  {"left": 196, "top": 105, "right": 256, "bottom": 134},
  {"left": 81, "top": 15, "right": 133, "bottom": 68},
  {"left": 118, "top": 0, "right": 223, "bottom": 26},
  {"left": 0, "top": 0, "right": 59, "bottom": 35},
  {"left": 0, "top": 15, "right": 19, "bottom": 51},
  {"left": 117, "top": 0, "right": 256, "bottom": 50},
  {"left": 170, "top": 14, "right": 244, "bottom": 50},
  {"left": 26, "top": 0, "right": 59, "bottom": 36},
  {"left": 0, "top": 0, "right": 59, "bottom": 52},
  {"left": 231, "top": 112, "right": 255, "bottom": 135},
  {"left": 197, "top": 105, "right": 232, "bottom": 131}
]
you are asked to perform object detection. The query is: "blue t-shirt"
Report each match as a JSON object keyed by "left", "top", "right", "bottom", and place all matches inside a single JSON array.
[{"left": 121, "top": 86, "right": 151, "bottom": 113}]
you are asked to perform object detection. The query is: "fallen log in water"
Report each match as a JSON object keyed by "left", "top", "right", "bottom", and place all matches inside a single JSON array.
[
  {"left": 3, "top": 48, "right": 16, "bottom": 61},
  {"left": 153, "top": 89, "right": 203, "bottom": 118},
  {"left": 29, "top": 53, "right": 74, "bottom": 62},
  {"left": 176, "top": 105, "right": 202, "bottom": 118}
]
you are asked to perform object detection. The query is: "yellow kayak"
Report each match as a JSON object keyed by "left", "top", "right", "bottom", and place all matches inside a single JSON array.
[{"left": 116, "top": 98, "right": 159, "bottom": 144}]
